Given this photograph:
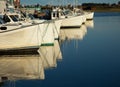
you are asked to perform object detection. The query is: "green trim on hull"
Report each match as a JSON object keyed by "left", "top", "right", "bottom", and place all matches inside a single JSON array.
[{"left": 41, "top": 43, "right": 54, "bottom": 46}]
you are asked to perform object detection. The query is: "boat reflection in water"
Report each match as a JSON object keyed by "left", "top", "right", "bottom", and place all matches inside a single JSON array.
[
  {"left": 59, "top": 25, "right": 87, "bottom": 41},
  {"left": 38, "top": 40, "right": 62, "bottom": 69},
  {"left": 85, "top": 20, "right": 94, "bottom": 28},
  {"left": 0, "top": 40, "right": 62, "bottom": 83},
  {"left": 0, "top": 54, "right": 45, "bottom": 81}
]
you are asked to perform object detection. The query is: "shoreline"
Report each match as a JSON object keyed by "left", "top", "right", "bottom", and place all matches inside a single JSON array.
[
  {"left": 84, "top": 7, "right": 120, "bottom": 12},
  {"left": 89, "top": 9, "right": 120, "bottom": 12}
]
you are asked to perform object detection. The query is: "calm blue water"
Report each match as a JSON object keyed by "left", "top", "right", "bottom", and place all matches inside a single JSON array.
[{"left": 2, "top": 12, "right": 120, "bottom": 87}]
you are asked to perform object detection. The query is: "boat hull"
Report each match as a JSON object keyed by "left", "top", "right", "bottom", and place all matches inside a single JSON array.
[
  {"left": 61, "top": 15, "right": 83, "bottom": 28},
  {"left": 0, "top": 24, "right": 42, "bottom": 50},
  {"left": 40, "top": 21, "right": 54, "bottom": 46},
  {"left": 85, "top": 12, "right": 94, "bottom": 20}
]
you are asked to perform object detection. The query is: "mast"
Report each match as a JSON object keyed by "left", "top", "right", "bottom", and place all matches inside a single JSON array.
[
  {"left": 9, "top": 0, "right": 14, "bottom": 6},
  {"left": 75, "top": 0, "right": 78, "bottom": 8}
]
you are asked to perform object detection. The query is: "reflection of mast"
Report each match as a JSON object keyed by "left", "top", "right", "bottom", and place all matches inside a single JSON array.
[
  {"left": 39, "top": 46, "right": 56, "bottom": 69},
  {"left": 7, "top": 0, "right": 14, "bottom": 7},
  {"left": 54, "top": 40, "right": 62, "bottom": 60},
  {"left": 74, "top": 0, "right": 78, "bottom": 8},
  {"left": 0, "top": 54, "right": 45, "bottom": 82}
]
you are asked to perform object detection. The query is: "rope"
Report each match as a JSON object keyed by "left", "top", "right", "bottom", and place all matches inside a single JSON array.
[
  {"left": 41, "top": 21, "right": 50, "bottom": 42},
  {"left": 37, "top": 24, "right": 42, "bottom": 47}
]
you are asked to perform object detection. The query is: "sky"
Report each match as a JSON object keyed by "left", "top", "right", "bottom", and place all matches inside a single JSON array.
[{"left": 20, "top": 0, "right": 120, "bottom": 5}]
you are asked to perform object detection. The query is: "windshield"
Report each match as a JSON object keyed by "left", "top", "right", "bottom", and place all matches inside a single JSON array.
[
  {"left": 0, "top": 15, "right": 3, "bottom": 19},
  {"left": 0, "top": 18, "right": 5, "bottom": 24},
  {"left": 28, "top": 14, "right": 35, "bottom": 19},
  {"left": 9, "top": 15, "right": 19, "bottom": 22},
  {"left": 63, "top": 10, "right": 73, "bottom": 16}
]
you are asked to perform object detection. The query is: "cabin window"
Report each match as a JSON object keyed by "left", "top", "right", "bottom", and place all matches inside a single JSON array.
[
  {"left": 53, "top": 12, "right": 56, "bottom": 17},
  {"left": 57, "top": 11, "right": 59, "bottom": 18},
  {"left": 3, "top": 15, "right": 10, "bottom": 23},
  {"left": 28, "top": 14, "right": 34, "bottom": 19},
  {"left": 0, "top": 18, "right": 5, "bottom": 24}
]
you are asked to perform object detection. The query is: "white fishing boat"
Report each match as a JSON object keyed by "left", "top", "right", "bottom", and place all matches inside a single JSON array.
[
  {"left": 0, "top": 54, "right": 45, "bottom": 82},
  {"left": 0, "top": 13, "right": 61, "bottom": 47},
  {"left": 0, "top": 1, "right": 56, "bottom": 48},
  {"left": 52, "top": 8, "right": 83, "bottom": 28},
  {"left": 71, "top": 8, "right": 94, "bottom": 21},
  {"left": 84, "top": 11, "right": 94, "bottom": 20},
  {"left": 61, "top": 15, "right": 83, "bottom": 28}
]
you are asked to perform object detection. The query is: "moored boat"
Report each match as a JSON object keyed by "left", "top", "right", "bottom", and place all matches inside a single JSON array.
[
  {"left": 0, "top": 12, "right": 59, "bottom": 48},
  {"left": 52, "top": 8, "right": 83, "bottom": 28},
  {"left": 61, "top": 15, "right": 83, "bottom": 28},
  {"left": 84, "top": 11, "right": 94, "bottom": 20}
]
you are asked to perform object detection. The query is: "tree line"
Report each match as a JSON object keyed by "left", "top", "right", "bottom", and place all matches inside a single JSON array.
[{"left": 81, "top": 2, "right": 120, "bottom": 11}]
